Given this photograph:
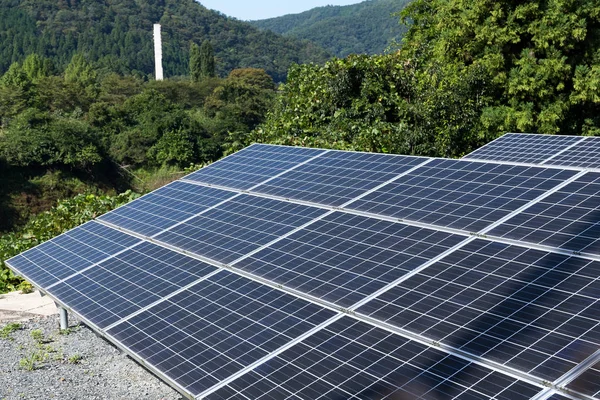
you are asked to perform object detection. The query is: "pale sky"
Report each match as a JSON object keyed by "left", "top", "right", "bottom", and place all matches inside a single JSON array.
[{"left": 198, "top": 0, "right": 364, "bottom": 21}]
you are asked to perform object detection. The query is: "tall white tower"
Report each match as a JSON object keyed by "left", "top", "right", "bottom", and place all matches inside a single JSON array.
[{"left": 154, "top": 24, "right": 164, "bottom": 81}]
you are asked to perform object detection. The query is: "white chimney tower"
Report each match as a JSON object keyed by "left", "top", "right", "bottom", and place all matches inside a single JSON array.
[{"left": 154, "top": 24, "right": 164, "bottom": 81}]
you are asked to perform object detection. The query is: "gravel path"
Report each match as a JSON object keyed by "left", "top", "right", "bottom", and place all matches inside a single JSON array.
[{"left": 0, "top": 315, "right": 184, "bottom": 400}]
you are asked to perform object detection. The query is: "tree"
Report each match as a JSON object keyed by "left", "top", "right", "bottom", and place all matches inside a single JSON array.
[
  {"left": 399, "top": 0, "right": 600, "bottom": 138},
  {"left": 200, "top": 40, "right": 215, "bottom": 79},
  {"left": 64, "top": 54, "right": 97, "bottom": 88},
  {"left": 189, "top": 42, "right": 202, "bottom": 82}
]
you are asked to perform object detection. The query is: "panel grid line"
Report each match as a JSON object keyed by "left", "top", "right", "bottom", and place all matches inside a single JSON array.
[
  {"left": 541, "top": 137, "right": 590, "bottom": 165},
  {"left": 554, "top": 349, "right": 600, "bottom": 389},
  {"left": 480, "top": 170, "right": 590, "bottom": 235},
  {"left": 348, "top": 236, "right": 476, "bottom": 311},
  {"left": 194, "top": 314, "right": 344, "bottom": 399},
  {"left": 45, "top": 240, "right": 144, "bottom": 290}
]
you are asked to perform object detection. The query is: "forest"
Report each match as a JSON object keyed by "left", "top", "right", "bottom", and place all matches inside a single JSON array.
[
  {"left": 250, "top": 0, "right": 411, "bottom": 57},
  {"left": 1, "top": 0, "right": 600, "bottom": 292},
  {"left": 0, "top": 0, "right": 330, "bottom": 82}
]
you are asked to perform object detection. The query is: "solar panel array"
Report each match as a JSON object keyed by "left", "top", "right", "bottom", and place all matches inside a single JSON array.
[{"left": 7, "top": 140, "right": 600, "bottom": 400}]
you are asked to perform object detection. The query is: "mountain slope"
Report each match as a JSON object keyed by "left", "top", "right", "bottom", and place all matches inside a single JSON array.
[
  {"left": 0, "top": 0, "right": 331, "bottom": 82},
  {"left": 250, "top": 0, "right": 411, "bottom": 57}
]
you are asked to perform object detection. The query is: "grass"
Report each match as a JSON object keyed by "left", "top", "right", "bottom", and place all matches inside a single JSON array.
[
  {"left": 0, "top": 322, "right": 21, "bottom": 340},
  {"left": 68, "top": 353, "right": 82, "bottom": 364}
]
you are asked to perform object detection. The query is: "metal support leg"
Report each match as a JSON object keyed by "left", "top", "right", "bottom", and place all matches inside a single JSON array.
[{"left": 59, "top": 307, "right": 68, "bottom": 330}]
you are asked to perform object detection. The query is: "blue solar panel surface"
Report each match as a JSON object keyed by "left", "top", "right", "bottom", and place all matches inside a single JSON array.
[
  {"left": 106, "top": 271, "right": 336, "bottom": 396},
  {"left": 185, "top": 144, "right": 325, "bottom": 190},
  {"left": 207, "top": 317, "right": 542, "bottom": 400},
  {"left": 47, "top": 242, "right": 217, "bottom": 328},
  {"left": 251, "top": 151, "right": 428, "bottom": 206},
  {"left": 155, "top": 195, "right": 327, "bottom": 264},
  {"left": 464, "top": 133, "right": 583, "bottom": 164},
  {"left": 7, "top": 141, "right": 600, "bottom": 400},
  {"left": 234, "top": 212, "right": 466, "bottom": 307},
  {"left": 99, "top": 182, "right": 236, "bottom": 236},
  {"left": 6, "top": 221, "right": 141, "bottom": 287},
  {"left": 348, "top": 159, "right": 577, "bottom": 232},
  {"left": 490, "top": 172, "right": 600, "bottom": 256},
  {"left": 543, "top": 137, "right": 600, "bottom": 169},
  {"left": 357, "top": 239, "right": 600, "bottom": 381}
]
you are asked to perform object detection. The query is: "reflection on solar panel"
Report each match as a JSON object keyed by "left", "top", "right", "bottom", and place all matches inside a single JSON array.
[
  {"left": 107, "top": 271, "right": 336, "bottom": 396},
  {"left": 464, "top": 133, "right": 583, "bottom": 164},
  {"left": 544, "top": 137, "right": 600, "bottom": 169},
  {"left": 6, "top": 221, "right": 140, "bottom": 287},
  {"left": 234, "top": 212, "right": 466, "bottom": 307},
  {"left": 155, "top": 195, "right": 327, "bottom": 264},
  {"left": 567, "top": 361, "right": 600, "bottom": 398},
  {"left": 6, "top": 140, "right": 600, "bottom": 400},
  {"left": 207, "top": 317, "right": 542, "bottom": 400},
  {"left": 47, "top": 242, "right": 218, "bottom": 328},
  {"left": 98, "top": 182, "right": 236, "bottom": 236},
  {"left": 357, "top": 239, "right": 600, "bottom": 381},
  {"left": 251, "top": 151, "right": 428, "bottom": 206},
  {"left": 348, "top": 159, "right": 577, "bottom": 232},
  {"left": 185, "top": 144, "right": 325, "bottom": 189},
  {"left": 490, "top": 172, "right": 600, "bottom": 256}
]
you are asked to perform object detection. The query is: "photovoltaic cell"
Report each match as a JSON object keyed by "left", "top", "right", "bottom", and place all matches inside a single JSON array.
[
  {"left": 106, "top": 271, "right": 336, "bottom": 397},
  {"left": 490, "top": 172, "right": 600, "bottom": 256},
  {"left": 185, "top": 144, "right": 325, "bottom": 190},
  {"left": 545, "top": 395, "right": 573, "bottom": 400},
  {"left": 234, "top": 212, "right": 466, "bottom": 308},
  {"left": 543, "top": 137, "right": 600, "bottom": 169},
  {"left": 567, "top": 361, "right": 600, "bottom": 398},
  {"left": 47, "top": 242, "right": 217, "bottom": 328},
  {"left": 98, "top": 182, "right": 236, "bottom": 237},
  {"left": 207, "top": 317, "right": 541, "bottom": 400},
  {"left": 464, "top": 133, "right": 583, "bottom": 164},
  {"left": 348, "top": 159, "right": 577, "bottom": 232},
  {"left": 155, "top": 195, "right": 327, "bottom": 264},
  {"left": 251, "top": 151, "right": 427, "bottom": 207},
  {"left": 357, "top": 239, "right": 600, "bottom": 381},
  {"left": 5, "top": 221, "right": 140, "bottom": 287}
]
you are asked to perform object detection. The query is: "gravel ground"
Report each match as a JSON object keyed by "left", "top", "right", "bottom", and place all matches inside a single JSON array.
[{"left": 0, "top": 315, "right": 184, "bottom": 400}]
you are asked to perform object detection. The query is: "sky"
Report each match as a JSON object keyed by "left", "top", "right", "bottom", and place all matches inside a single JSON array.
[{"left": 197, "top": 0, "right": 364, "bottom": 21}]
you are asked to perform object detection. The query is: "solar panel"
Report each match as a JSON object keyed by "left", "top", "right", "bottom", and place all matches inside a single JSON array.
[
  {"left": 567, "top": 360, "right": 600, "bottom": 398},
  {"left": 98, "top": 182, "right": 237, "bottom": 236},
  {"left": 7, "top": 141, "right": 600, "bottom": 400},
  {"left": 357, "top": 239, "right": 600, "bottom": 381},
  {"left": 6, "top": 221, "right": 141, "bottom": 287},
  {"left": 234, "top": 212, "right": 467, "bottom": 308},
  {"left": 347, "top": 159, "right": 577, "bottom": 232},
  {"left": 543, "top": 137, "right": 600, "bottom": 169},
  {"left": 106, "top": 271, "right": 336, "bottom": 397},
  {"left": 463, "top": 133, "right": 584, "bottom": 164},
  {"left": 154, "top": 195, "right": 327, "bottom": 264},
  {"left": 250, "top": 151, "right": 428, "bottom": 207},
  {"left": 185, "top": 144, "right": 325, "bottom": 190},
  {"left": 489, "top": 172, "right": 600, "bottom": 256},
  {"left": 206, "top": 317, "right": 542, "bottom": 400},
  {"left": 46, "top": 242, "right": 218, "bottom": 328}
]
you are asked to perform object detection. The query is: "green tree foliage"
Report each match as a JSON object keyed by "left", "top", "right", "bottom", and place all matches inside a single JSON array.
[
  {"left": 244, "top": 0, "right": 600, "bottom": 157},
  {"left": 250, "top": 0, "right": 411, "bottom": 57},
  {"left": 189, "top": 42, "right": 202, "bottom": 82},
  {"left": 399, "top": 0, "right": 600, "bottom": 138},
  {"left": 0, "top": 191, "right": 140, "bottom": 293},
  {"left": 200, "top": 40, "right": 216, "bottom": 79},
  {"left": 0, "top": 0, "right": 331, "bottom": 82}
]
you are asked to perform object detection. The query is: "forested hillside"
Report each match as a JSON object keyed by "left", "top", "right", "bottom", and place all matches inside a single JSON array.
[
  {"left": 250, "top": 0, "right": 411, "bottom": 57},
  {"left": 0, "top": 0, "right": 330, "bottom": 82},
  {"left": 238, "top": 0, "right": 600, "bottom": 157}
]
